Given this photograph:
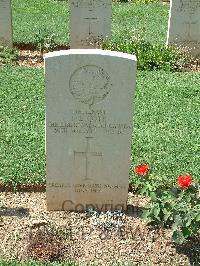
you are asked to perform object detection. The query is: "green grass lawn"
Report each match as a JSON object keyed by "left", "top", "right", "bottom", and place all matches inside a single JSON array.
[
  {"left": 133, "top": 71, "right": 200, "bottom": 180},
  {"left": 0, "top": 67, "right": 44, "bottom": 185},
  {"left": 0, "top": 66, "right": 199, "bottom": 185},
  {"left": 12, "top": 0, "right": 169, "bottom": 46}
]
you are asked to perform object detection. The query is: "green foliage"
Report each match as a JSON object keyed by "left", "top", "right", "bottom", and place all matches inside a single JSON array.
[
  {"left": 112, "top": 1, "right": 168, "bottom": 45},
  {"left": 102, "top": 35, "right": 191, "bottom": 71},
  {"left": 131, "top": 169, "right": 200, "bottom": 244},
  {"left": 131, "top": 172, "right": 172, "bottom": 196},
  {"left": 131, "top": 71, "right": 200, "bottom": 181},
  {"left": 0, "top": 46, "right": 17, "bottom": 66},
  {"left": 33, "top": 28, "right": 57, "bottom": 52},
  {"left": 0, "top": 66, "right": 45, "bottom": 185},
  {"left": 12, "top": 0, "right": 69, "bottom": 45}
]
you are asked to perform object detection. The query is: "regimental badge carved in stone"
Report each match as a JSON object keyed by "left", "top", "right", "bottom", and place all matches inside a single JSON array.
[{"left": 69, "top": 65, "right": 111, "bottom": 107}]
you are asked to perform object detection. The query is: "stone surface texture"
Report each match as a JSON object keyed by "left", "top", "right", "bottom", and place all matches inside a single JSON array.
[
  {"left": 167, "top": 0, "right": 200, "bottom": 57},
  {"left": 45, "top": 49, "right": 137, "bottom": 211},
  {"left": 0, "top": 0, "right": 12, "bottom": 48},
  {"left": 70, "top": 0, "right": 112, "bottom": 48}
]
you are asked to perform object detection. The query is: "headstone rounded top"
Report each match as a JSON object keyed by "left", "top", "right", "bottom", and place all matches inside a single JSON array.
[{"left": 44, "top": 49, "right": 137, "bottom": 62}]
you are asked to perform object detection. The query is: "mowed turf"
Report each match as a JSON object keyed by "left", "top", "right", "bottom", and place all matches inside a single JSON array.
[
  {"left": 0, "top": 67, "right": 45, "bottom": 185},
  {"left": 12, "top": 0, "right": 169, "bottom": 45},
  {"left": 0, "top": 67, "right": 199, "bottom": 185}
]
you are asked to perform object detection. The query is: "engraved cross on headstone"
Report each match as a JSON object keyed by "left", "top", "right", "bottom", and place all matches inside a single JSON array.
[
  {"left": 74, "top": 137, "right": 103, "bottom": 181},
  {"left": 84, "top": 17, "right": 98, "bottom": 40}
]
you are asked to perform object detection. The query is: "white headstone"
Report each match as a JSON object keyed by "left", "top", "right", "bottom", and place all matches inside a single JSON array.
[
  {"left": 0, "top": 0, "right": 13, "bottom": 48},
  {"left": 70, "top": 0, "right": 112, "bottom": 48},
  {"left": 167, "top": 0, "right": 200, "bottom": 57},
  {"left": 45, "top": 49, "right": 137, "bottom": 211}
]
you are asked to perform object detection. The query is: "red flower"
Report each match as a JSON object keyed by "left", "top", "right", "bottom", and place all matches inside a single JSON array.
[
  {"left": 177, "top": 175, "right": 193, "bottom": 189},
  {"left": 134, "top": 164, "right": 149, "bottom": 176}
]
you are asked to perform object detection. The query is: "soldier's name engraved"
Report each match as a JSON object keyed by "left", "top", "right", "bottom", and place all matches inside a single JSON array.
[{"left": 48, "top": 109, "right": 131, "bottom": 135}]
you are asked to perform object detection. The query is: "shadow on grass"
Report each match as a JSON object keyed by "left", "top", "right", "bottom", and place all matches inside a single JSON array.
[
  {"left": 126, "top": 204, "right": 144, "bottom": 218},
  {"left": 176, "top": 234, "right": 200, "bottom": 266},
  {"left": 14, "top": 42, "right": 70, "bottom": 51},
  {"left": 0, "top": 207, "right": 29, "bottom": 217}
]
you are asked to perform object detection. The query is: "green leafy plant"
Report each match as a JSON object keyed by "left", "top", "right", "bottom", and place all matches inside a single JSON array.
[
  {"left": 33, "top": 29, "right": 57, "bottom": 53},
  {"left": 131, "top": 164, "right": 200, "bottom": 244},
  {"left": 130, "top": 164, "right": 172, "bottom": 195},
  {"left": 0, "top": 46, "right": 17, "bottom": 66},
  {"left": 102, "top": 35, "right": 192, "bottom": 71}
]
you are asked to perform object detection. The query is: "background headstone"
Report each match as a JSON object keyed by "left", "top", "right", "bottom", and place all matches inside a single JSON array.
[
  {"left": 167, "top": 0, "right": 200, "bottom": 57},
  {"left": 0, "top": 0, "right": 13, "bottom": 48},
  {"left": 45, "top": 49, "right": 137, "bottom": 211},
  {"left": 70, "top": 0, "right": 112, "bottom": 48}
]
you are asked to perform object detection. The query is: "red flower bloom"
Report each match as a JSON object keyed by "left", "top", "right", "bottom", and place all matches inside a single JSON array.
[
  {"left": 134, "top": 164, "right": 149, "bottom": 176},
  {"left": 177, "top": 175, "right": 193, "bottom": 189}
]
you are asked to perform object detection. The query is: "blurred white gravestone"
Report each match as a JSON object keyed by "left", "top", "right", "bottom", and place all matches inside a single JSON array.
[
  {"left": 0, "top": 0, "right": 13, "bottom": 48},
  {"left": 70, "top": 0, "right": 112, "bottom": 48},
  {"left": 45, "top": 49, "right": 137, "bottom": 211},
  {"left": 167, "top": 0, "right": 200, "bottom": 57}
]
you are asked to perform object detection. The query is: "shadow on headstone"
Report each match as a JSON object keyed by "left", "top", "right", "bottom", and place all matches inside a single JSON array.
[
  {"left": 0, "top": 207, "right": 29, "bottom": 217},
  {"left": 175, "top": 234, "right": 200, "bottom": 265}
]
